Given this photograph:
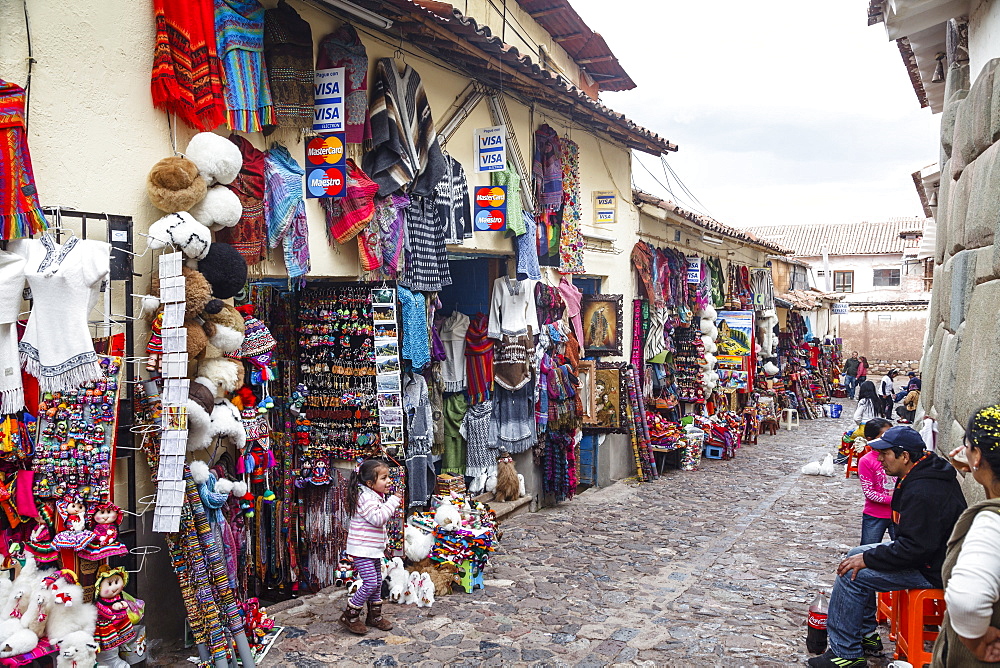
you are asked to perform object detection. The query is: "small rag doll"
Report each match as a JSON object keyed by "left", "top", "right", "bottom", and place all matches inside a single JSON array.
[
  {"left": 79, "top": 502, "right": 127, "bottom": 561},
  {"left": 52, "top": 498, "right": 94, "bottom": 551},
  {"left": 93, "top": 565, "right": 139, "bottom": 661}
]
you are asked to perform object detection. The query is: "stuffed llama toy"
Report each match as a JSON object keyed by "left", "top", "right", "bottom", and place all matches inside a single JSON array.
[
  {"left": 416, "top": 573, "right": 435, "bottom": 608},
  {"left": 433, "top": 499, "right": 461, "bottom": 529},
  {"left": 0, "top": 557, "right": 41, "bottom": 642},
  {"left": 55, "top": 631, "right": 98, "bottom": 668},
  {"left": 45, "top": 582, "right": 96, "bottom": 640},
  {"left": 400, "top": 571, "right": 421, "bottom": 606},
  {"left": 386, "top": 561, "right": 408, "bottom": 603},
  {"left": 0, "top": 587, "right": 51, "bottom": 657},
  {"left": 403, "top": 524, "right": 434, "bottom": 563}
]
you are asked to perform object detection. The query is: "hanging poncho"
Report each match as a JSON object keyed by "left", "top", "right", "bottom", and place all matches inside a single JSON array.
[
  {"left": 151, "top": 0, "right": 227, "bottom": 131},
  {"left": 462, "top": 400, "right": 497, "bottom": 480},
  {"left": 558, "top": 137, "right": 585, "bottom": 274},
  {"left": 0, "top": 81, "right": 47, "bottom": 240},
  {"left": 317, "top": 24, "right": 372, "bottom": 152},
  {"left": 215, "top": 0, "right": 275, "bottom": 132},
  {"left": 264, "top": 145, "right": 309, "bottom": 279},
  {"left": 263, "top": 0, "right": 313, "bottom": 131},
  {"left": 218, "top": 134, "right": 266, "bottom": 266},
  {"left": 400, "top": 194, "right": 451, "bottom": 292},
  {"left": 434, "top": 151, "right": 472, "bottom": 245}
]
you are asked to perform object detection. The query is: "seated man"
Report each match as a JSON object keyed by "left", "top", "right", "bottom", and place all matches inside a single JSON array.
[{"left": 808, "top": 426, "right": 966, "bottom": 668}]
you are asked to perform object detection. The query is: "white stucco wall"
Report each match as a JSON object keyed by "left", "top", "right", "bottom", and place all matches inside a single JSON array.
[{"left": 969, "top": 0, "right": 1000, "bottom": 81}]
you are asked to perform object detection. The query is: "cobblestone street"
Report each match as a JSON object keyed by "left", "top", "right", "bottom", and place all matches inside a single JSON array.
[{"left": 261, "top": 403, "right": 892, "bottom": 668}]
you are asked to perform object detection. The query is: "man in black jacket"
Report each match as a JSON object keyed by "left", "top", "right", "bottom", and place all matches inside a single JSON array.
[
  {"left": 842, "top": 352, "right": 861, "bottom": 400},
  {"left": 808, "top": 426, "right": 967, "bottom": 668}
]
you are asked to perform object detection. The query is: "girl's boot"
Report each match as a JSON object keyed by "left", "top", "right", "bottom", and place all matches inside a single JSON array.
[
  {"left": 339, "top": 604, "right": 368, "bottom": 635},
  {"left": 366, "top": 602, "right": 393, "bottom": 631}
]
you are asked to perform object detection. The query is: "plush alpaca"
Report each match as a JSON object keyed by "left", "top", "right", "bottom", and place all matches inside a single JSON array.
[
  {"left": 0, "top": 586, "right": 54, "bottom": 658},
  {"left": 205, "top": 399, "right": 246, "bottom": 451},
  {"left": 485, "top": 473, "right": 497, "bottom": 494},
  {"left": 403, "top": 524, "right": 434, "bottom": 563},
  {"left": 386, "top": 562, "right": 408, "bottom": 603},
  {"left": 517, "top": 474, "right": 526, "bottom": 498},
  {"left": 400, "top": 571, "right": 421, "bottom": 606},
  {"left": 0, "top": 558, "right": 41, "bottom": 641},
  {"left": 347, "top": 578, "right": 363, "bottom": 597},
  {"left": 416, "top": 573, "right": 435, "bottom": 608},
  {"left": 201, "top": 302, "right": 246, "bottom": 354},
  {"left": 197, "top": 356, "right": 244, "bottom": 398},
  {"left": 433, "top": 499, "right": 461, "bottom": 529},
  {"left": 185, "top": 379, "right": 216, "bottom": 451},
  {"left": 493, "top": 447, "right": 520, "bottom": 503},
  {"left": 45, "top": 583, "right": 96, "bottom": 640},
  {"left": 55, "top": 631, "right": 98, "bottom": 668}
]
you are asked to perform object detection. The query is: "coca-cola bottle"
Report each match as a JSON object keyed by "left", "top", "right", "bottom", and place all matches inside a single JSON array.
[{"left": 806, "top": 591, "right": 829, "bottom": 654}]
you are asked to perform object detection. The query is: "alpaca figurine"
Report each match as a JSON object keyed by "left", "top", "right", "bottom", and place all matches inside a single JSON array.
[
  {"left": 55, "top": 631, "right": 99, "bottom": 668},
  {"left": 492, "top": 447, "right": 520, "bottom": 503},
  {"left": 433, "top": 499, "right": 461, "bottom": 529},
  {"left": 0, "top": 557, "right": 41, "bottom": 643},
  {"left": 386, "top": 563, "right": 408, "bottom": 604},
  {"left": 44, "top": 571, "right": 97, "bottom": 640},
  {"left": 404, "top": 524, "right": 434, "bottom": 563},
  {"left": 416, "top": 573, "right": 435, "bottom": 608},
  {"left": 400, "top": 571, "right": 421, "bottom": 606}
]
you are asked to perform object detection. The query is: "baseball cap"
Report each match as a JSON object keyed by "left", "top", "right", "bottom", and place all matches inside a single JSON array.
[
  {"left": 868, "top": 425, "right": 925, "bottom": 453},
  {"left": 908, "top": 371, "right": 917, "bottom": 377}
]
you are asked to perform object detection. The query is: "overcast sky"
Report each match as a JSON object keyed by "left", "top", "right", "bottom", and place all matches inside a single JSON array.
[{"left": 569, "top": 0, "right": 940, "bottom": 229}]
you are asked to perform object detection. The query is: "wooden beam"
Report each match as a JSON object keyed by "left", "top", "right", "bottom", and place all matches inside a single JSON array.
[
  {"left": 577, "top": 55, "right": 615, "bottom": 65},
  {"left": 553, "top": 32, "right": 584, "bottom": 42},
  {"left": 527, "top": 7, "right": 563, "bottom": 18}
]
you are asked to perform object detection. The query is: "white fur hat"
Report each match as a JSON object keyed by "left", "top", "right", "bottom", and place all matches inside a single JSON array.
[
  {"left": 147, "top": 212, "right": 211, "bottom": 260},
  {"left": 185, "top": 133, "right": 242, "bottom": 186},
  {"left": 189, "top": 185, "right": 242, "bottom": 230}
]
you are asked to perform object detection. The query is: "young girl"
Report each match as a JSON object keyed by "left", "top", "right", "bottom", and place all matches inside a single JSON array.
[
  {"left": 857, "top": 418, "right": 896, "bottom": 544},
  {"left": 853, "top": 380, "right": 880, "bottom": 425},
  {"left": 340, "top": 459, "right": 402, "bottom": 635}
]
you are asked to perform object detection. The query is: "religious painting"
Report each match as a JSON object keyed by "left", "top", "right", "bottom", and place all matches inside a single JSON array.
[
  {"left": 578, "top": 360, "right": 597, "bottom": 425},
  {"left": 581, "top": 294, "right": 623, "bottom": 356},
  {"left": 591, "top": 362, "right": 624, "bottom": 432}
]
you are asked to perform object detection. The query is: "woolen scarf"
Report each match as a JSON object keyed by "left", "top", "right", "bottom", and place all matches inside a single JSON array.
[
  {"left": 218, "top": 134, "right": 266, "bottom": 266},
  {"left": 264, "top": 144, "right": 309, "bottom": 278},
  {"left": 317, "top": 24, "right": 372, "bottom": 150},
  {"left": 0, "top": 252, "right": 25, "bottom": 413},
  {"left": 263, "top": 0, "right": 313, "bottom": 131},
  {"left": 441, "top": 393, "right": 467, "bottom": 476},
  {"left": 151, "top": 0, "right": 227, "bottom": 131},
  {"left": 0, "top": 82, "right": 47, "bottom": 240},
  {"left": 464, "top": 314, "right": 494, "bottom": 405},
  {"left": 215, "top": 0, "right": 275, "bottom": 132},
  {"left": 321, "top": 159, "right": 379, "bottom": 244}
]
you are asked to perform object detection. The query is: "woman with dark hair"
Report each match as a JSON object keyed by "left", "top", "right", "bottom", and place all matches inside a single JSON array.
[
  {"left": 853, "top": 381, "right": 880, "bottom": 425},
  {"left": 935, "top": 406, "right": 1000, "bottom": 664}
]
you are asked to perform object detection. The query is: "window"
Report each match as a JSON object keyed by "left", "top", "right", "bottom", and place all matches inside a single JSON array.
[
  {"left": 833, "top": 270, "right": 854, "bottom": 293},
  {"left": 873, "top": 269, "right": 901, "bottom": 287}
]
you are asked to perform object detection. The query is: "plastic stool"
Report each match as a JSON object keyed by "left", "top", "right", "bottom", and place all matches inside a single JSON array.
[
  {"left": 845, "top": 446, "right": 870, "bottom": 478},
  {"left": 893, "top": 588, "right": 945, "bottom": 667},
  {"left": 703, "top": 444, "right": 724, "bottom": 460},
  {"left": 782, "top": 408, "right": 799, "bottom": 430},
  {"left": 877, "top": 590, "right": 900, "bottom": 641}
]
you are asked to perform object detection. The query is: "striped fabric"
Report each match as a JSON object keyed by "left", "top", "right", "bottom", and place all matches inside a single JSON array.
[
  {"left": 465, "top": 314, "right": 494, "bottom": 405},
  {"left": 0, "top": 82, "right": 46, "bottom": 240},
  {"left": 218, "top": 134, "right": 266, "bottom": 265},
  {"left": 400, "top": 194, "right": 451, "bottom": 292},
  {"left": 435, "top": 151, "right": 472, "bottom": 245},
  {"left": 264, "top": 145, "right": 309, "bottom": 278},
  {"left": 215, "top": 0, "right": 275, "bottom": 132},
  {"left": 262, "top": 0, "right": 313, "bottom": 130},
  {"left": 346, "top": 485, "right": 400, "bottom": 559}
]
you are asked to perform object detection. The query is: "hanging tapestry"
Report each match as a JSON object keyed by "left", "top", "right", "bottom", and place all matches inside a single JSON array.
[
  {"left": 0, "top": 81, "right": 47, "bottom": 240},
  {"left": 215, "top": 0, "right": 275, "bottom": 132},
  {"left": 558, "top": 137, "right": 585, "bottom": 274}
]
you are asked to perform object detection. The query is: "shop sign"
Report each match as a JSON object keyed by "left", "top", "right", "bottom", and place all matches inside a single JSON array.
[
  {"left": 474, "top": 126, "right": 507, "bottom": 173},
  {"left": 593, "top": 191, "right": 617, "bottom": 224},
  {"left": 313, "top": 67, "right": 345, "bottom": 133},
  {"left": 686, "top": 256, "right": 701, "bottom": 283},
  {"left": 832, "top": 303, "right": 850, "bottom": 314},
  {"left": 716, "top": 310, "right": 755, "bottom": 392},
  {"left": 305, "top": 134, "right": 346, "bottom": 199},
  {"left": 473, "top": 186, "right": 507, "bottom": 231}
]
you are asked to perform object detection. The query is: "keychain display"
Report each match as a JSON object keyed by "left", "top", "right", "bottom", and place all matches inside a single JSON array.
[{"left": 33, "top": 355, "right": 122, "bottom": 501}]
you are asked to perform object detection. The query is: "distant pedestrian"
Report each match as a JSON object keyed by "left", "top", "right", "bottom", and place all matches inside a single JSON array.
[
  {"left": 857, "top": 419, "right": 894, "bottom": 545},
  {"left": 878, "top": 369, "right": 898, "bottom": 419},
  {"left": 853, "top": 381, "right": 880, "bottom": 426},
  {"left": 842, "top": 352, "right": 861, "bottom": 400},
  {"left": 896, "top": 390, "right": 919, "bottom": 424},
  {"left": 340, "top": 459, "right": 402, "bottom": 635},
  {"left": 857, "top": 357, "right": 869, "bottom": 385}
]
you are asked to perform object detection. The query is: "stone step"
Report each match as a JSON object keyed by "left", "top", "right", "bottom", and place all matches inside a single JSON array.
[{"left": 474, "top": 492, "right": 532, "bottom": 522}]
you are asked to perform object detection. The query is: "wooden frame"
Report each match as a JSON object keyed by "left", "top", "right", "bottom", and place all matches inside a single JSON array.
[
  {"left": 581, "top": 294, "right": 623, "bottom": 356},
  {"left": 578, "top": 360, "right": 597, "bottom": 425},
  {"left": 588, "top": 362, "right": 626, "bottom": 433}
]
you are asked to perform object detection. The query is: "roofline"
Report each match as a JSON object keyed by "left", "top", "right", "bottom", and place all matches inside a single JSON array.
[{"left": 912, "top": 169, "right": 933, "bottom": 218}]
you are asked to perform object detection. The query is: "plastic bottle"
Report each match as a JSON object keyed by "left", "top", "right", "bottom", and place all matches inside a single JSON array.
[{"left": 806, "top": 591, "right": 829, "bottom": 654}]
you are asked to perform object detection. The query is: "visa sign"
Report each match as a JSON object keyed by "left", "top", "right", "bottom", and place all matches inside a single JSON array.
[
  {"left": 313, "top": 67, "right": 346, "bottom": 133},
  {"left": 474, "top": 126, "right": 506, "bottom": 173}
]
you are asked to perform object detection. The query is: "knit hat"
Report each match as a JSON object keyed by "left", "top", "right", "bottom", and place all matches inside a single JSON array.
[
  {"left": 322, "top": 159, "right": 379, "bottom": 244},
  {"left": 226, "top": 305, "right": 276, "bottom": 379}
]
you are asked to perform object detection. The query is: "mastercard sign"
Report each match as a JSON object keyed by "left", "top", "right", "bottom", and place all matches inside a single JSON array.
[
  {"left": 306, "top": 134, "right": 345, "bottom": 166},
  {"left": 306, "top": 167, "right": 345, "bottom": 198},
  {"left": 473, "top": 186, "right": 507, "bottom": 231}
]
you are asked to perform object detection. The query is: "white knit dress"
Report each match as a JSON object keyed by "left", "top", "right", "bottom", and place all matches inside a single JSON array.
[{"left": 11, "top": 235, "right": 111, "bottom": 392}]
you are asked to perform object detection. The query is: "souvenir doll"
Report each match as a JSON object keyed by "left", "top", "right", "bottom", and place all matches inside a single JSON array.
[
  {"left": 93, "top": 565, "right": 141, "bottom": 664},
  {"left": 79, "top": 502, "right": 127, "bottom": 561},
  {"left": 24, "top": 520, "right": 59, "bottom": 565},
  {"left": 52, "top": 498, "right": 94, "bottom": 551}
]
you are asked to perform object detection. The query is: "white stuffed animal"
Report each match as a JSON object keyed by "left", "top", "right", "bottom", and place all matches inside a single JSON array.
[
  {"left": 433, "top": 500, "right": 461, "bottom": 529},
  {"left": 416, "top": 573, "right": 435, "bottom": 608},
  {"left": 485, "top": 473, "right": 497, "bottom": 493},
  {"left": 147, "top": 212, "right": 211, "bottom": 260},
  {"left": 189, "top": 185, "right": 242, "bottom": 230},
  {"left": 386, "top": 562, "right": 408, "bottom": 604},
  {"left": 400, "top": 571, "right": 421, "bottom": 606},
  {"left": 185, "top": 132, "right": 242, "bottom": 186},
  {"left": 403, "top": 524, "right": 434, "bottom": 563},
  {"left": 45, "top": 582, "right": 95, "bottom": 640},
  {"left": 0, "top": 558, "right": 41, "bottom": 643},
  {"left": 55, "top": 631, "right": 98, "bottom": 668},
  {"left": 468, "top": 472, "right": 487, "bottom": 496},
  {"left": 347, "top": 578, "right": 363, "bottom": 597},
  {"left": 517, "top": 474, "right": 526, "bottom": 498},
  {"left": 206, "top": 399, "right": 247, "bottom": 451},
  {"left": 0, "top": 586, "right": 53, "bottom": 658}
]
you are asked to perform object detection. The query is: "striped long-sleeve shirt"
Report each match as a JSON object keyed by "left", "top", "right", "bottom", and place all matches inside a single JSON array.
[{"left": 346, "top": 486, "right": 400, "bottom": 559}]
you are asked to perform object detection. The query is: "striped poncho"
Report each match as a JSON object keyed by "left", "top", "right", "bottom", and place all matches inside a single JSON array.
[
  {"left": 0, "top": 81, "right": 47, "bottom": 240},
  {"left": 215, "top": 0, "right": 275, "bottom": 132},
  {"left": 264, "top": 145, "right": 309, "bottom": 278},
  {"left": 465, "top": 314, "right": 494, "bottom": 405}
]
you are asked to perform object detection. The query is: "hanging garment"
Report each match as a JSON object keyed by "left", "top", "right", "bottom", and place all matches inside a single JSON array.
[
  {"left": 262, "top": 0, "right": 313, "bottom": 131},
  {"left": 630, "top": 242, "right": 657, "bottom": 305},
  {"left": 750, "top": 267, "right": 775, "bottom": 311},
  {"left": 321, "top": 159, "right": 379, "bottom": 244},
  {"left": 491, "top": 164, "right": 524, "bottom": 236},
  {"left": 441, "top": 393, "right": 467, "bottom": 476},
  {"left": 316, "top": 23, "right": 372, "bottom": 150},
  {"left": 532, "top": 124, "right": 562, "bottom": 213},
  {"left": 0, "top": 253, "right": 25, "bottom": 413},
  {"left": 534, "top": 282, "right": 565, "bottom": 327},
  {"left": 371, "top": 194, "right": 408, "bottom": 277},
  {"left": 558, "top": 137, "right": 585, "bottom": 274},
  {"left": 264, "top": 145, "right": 309, "bottom": 278},
  {"left": 494, "top": 333, "right": 532, "bottom": 392},
  {"left": 462, "top": 399, "right": 496, "bottom": 480},
  {"left": 707, "top": 257, "right": 726, "bottom": 308},
  {"left": 488, "top": 277, "right": 538, "bottom": 339},
  {"left": 11, "top": 236, "right": 110, "bottom": 392},
  {"left": 363, "top": 59, "right": 446, "bottom": 196},
  {"left": 402, "top": 373, "right": 435, "bottom": 508},
  {"left": 214, "top": 0, "right": 275, "bottom": 132},
  {"left": 400, "top": 195, "right": 451, "bottom": 292},
  {"left": 150, "top": 0, "right": 227, "bottom": 131},
  {"left": 434, "top": 151, "right": 472, "bottom": 245},
  {"left": 515, "top": 212, "right": 541, "bottom": 281},
  {"left": 218, "top": 134, "right": 266, "bottom": 266},
  {"left": 439, "top": 311, "right": 470, "bottom": 392},
  {"left": 491, "top": 384, "right": 537, "bottom": 454},
  {"left": 557, "top": 277, "right": 584, "bottom": 349},
  {"left": 464, "top": 314, "right": 494, "bottom": 405},
  {"left": 0, "top": 82, "right": 46, "bottom": 240},
  {"left": 397, "top": 286, "right": 429, "bottom": 372}
]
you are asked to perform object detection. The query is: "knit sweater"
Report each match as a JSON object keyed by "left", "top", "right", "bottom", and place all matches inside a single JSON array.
[
  {"left": 346, "top": 485, "right": 400, "bottom": 559},
  {"left": 488, "top": 277, "right": 538, "bottom": 339}
]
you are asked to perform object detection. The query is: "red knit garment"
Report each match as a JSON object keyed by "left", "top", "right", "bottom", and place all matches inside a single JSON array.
[
  {"left": 150, "top": 0, "right": 227, "bottom": 131},
  {"left": 217, "top": 135, "right": 267, "bottom": 265}
]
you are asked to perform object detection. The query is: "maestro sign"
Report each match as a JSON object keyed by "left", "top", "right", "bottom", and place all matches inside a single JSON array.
[
  {"left": 474, "top": 186, "right": 507, "bottom": 231},
  {"left": 305, "top": 134, "right": 346, "bottom": 199}
]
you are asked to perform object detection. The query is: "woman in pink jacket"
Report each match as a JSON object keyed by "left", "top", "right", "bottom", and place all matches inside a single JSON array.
[{"left": 858, "top": 418, "right": 895, "bottom": 544}]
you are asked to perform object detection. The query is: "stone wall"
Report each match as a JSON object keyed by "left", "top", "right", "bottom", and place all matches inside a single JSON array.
[{"left": 921, "top": 58, "right": 1000, "bottom": 503}]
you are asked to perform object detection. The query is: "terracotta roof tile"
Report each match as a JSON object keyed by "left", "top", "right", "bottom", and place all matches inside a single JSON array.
[{"left": 742, "top": 219, "right": 927, "bottom": 257}]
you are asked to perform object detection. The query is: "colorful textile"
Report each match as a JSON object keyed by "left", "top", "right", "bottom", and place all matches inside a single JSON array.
[
  {"left": 215, "top": 0, "right": 275, "bottom": 132},
  {"left": 373, "top": 194, "right": 408, "bottom": 276},
  {"left": 494, "top": 333, "right": 532, "bottom": 392},
  {"left": 0, "top": 82, "right": 46, "bottom": 240},
  {"left": 557, "top": 277, "right": 584, "bottom": 349},
  {"left": 441, "top": 393, "right": 468, "bottom": 476},
  {"left": 435, "top": 151, "right": 472, "bottom": 245},
  {"left": 150, "top": 0, "right": 227, "bottom": 131},
  {"left": 317, "top": 24, "right": 371, "bottom": 150},
  {"left": 532, "top": 124, "right": 562, "bottom": 213},
  {"left": 322, "top": 159, "right": 379, "bottom": 244},
  {"left": 347, "top": 555, "right": 383, "bottom": 606},
  {"left": 465, "top": 314, "right": 494, "bottom": 405},
  {"left": 398, "top": 286, "right": 429, "bottom": 372},
  {"left": 264, "top": 145, "right": 309, "bottom": 278},
  {"left": 515, "top": 213, "right": 541, "bottom": 281},
  {"left": 557, "top": 137, "right": 585, "bottom": 274},
  {"left": 492, "top": 384, "right": 536, "bottom": 454},
  {"left": 218, "top": 134, "right": 266, "bottom": 265},
  {"left": 95, "top": 594, "right": 136, "bottom": 650},
  {"left": 362, "top": 59, "right": 446, "bottom": 196},
  {"left": 262, "top": 0, "right": 313, "bottom": 130},
  {"left": 401, "top": 194, "right": 451, "bottom": 292},
  {"left": 491, "top": 164, "right": 524, "bottom": 236}
]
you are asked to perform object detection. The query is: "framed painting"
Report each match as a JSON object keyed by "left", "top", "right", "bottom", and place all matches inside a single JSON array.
[
  {"left": 590, "top": 362, "right": 625, "bottom": 432},
  {"left": 581, "top": 294, "right": 623, "bottom": 356},
  {"left": 578, "top": 360, "right": 597, "bottom": 425}
]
